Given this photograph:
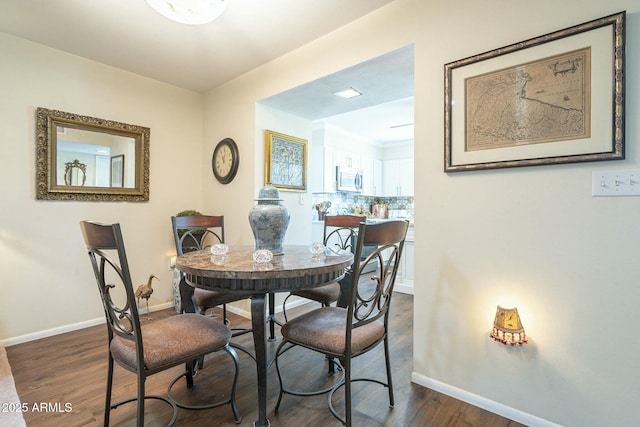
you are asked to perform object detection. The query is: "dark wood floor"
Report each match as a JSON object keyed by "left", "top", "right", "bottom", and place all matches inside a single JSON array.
[{"left": 7, "top": 293, "right": 525, "bottom": 426}]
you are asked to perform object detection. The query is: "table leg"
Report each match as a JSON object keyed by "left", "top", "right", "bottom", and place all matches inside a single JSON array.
[{"left": 251, "top": 294, "right": 270, "bottom": 427}]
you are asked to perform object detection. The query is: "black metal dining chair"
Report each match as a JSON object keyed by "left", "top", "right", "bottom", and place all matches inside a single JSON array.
[
  {"left": 281, "top": 214, "right": 364, "bottom": 375},
  {"left": 80, "top": 220, "right": 241, "bottom": 426},
  {"left": 281, "top": 215, "right": 364, "bottom": 322},
  {"left": 273, "top": 219, "right": 409, "bottom": 426},
  {"left": 172, "top": 214, "right": 256, "bottom": 363},
  {"left": 172, "top": 215, "right": 254, "bottom": 323}
]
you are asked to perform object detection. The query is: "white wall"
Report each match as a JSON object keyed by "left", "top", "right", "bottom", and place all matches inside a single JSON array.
[
  {"left": 202, "top": 1, "right": 640, "bottom": 426},
  {"left": 0, "top": 33, "right": 204, "bottom": 342},
  {"left": 255, "top": 104, "right": 314, "bottom": 246}
]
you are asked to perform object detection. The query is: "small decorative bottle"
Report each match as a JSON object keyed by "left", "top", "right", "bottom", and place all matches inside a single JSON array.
[{"left": 248, "top": 184, "right": 290, "bottom": 255}]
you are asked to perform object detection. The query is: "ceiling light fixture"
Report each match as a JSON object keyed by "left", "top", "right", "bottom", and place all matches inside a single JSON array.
[
  {"left": 333, "top": 87, "right": 363, "bottom": 99},
  {"left": 145, "top": 0, "right": 228, "bottom": 25}
]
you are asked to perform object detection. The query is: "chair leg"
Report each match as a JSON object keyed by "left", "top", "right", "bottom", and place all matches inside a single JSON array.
[
  {"left": 136, "top": 372, "right": 145, "bottom": 427},
  {"left": 179, "top": 277, "right": 196, "bottom": 313},
  {"left": 344, "top": 357, "right": 352, "bottom": 427},
  {"left": 196, "top": 305, "right": 208, "bottom": 370},
  {"left": 322, "top": 303, "right": 339, "bottom": 376},
  {"left": 327, "top": 357, "right": 336, "bottom": 376},
  {"left": 104, "top": 354, "right": 114, "bottom": 427},
  {"left": 222, "top": 303, "right": 230, "bottom": 326},
  {"left": 197, "top": 355, "right": 205, "bottom": 370},
  {"left": 225, "top": 345, "right": 242, "bottom": 424},
  {"left": 383, "top": 335, "right": 395, "bottom": 407},
  {"left": 281, "top": 293, "right": 292, "bottom": 323},
  {"left": 184, "top": 360, "right": 195, "bottom": 388},
  {"left": 166, "top": 345, "right": 241, "bottom": 424},
  {"left": 273, "top": 340, "right": 287, "bottom": 414}
]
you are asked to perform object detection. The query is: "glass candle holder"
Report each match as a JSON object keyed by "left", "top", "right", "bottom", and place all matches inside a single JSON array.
[
  {"left": 253, "top": 249, "right": 273, "bottom": 264},
  {"left": 210, "top": 243, "right": 229, "bottom": 256},
  {"left": 310, "top": 242, "right": 326, "bottom": 261}
]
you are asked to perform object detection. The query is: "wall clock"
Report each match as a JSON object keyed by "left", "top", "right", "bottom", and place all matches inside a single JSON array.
[{"left": 212, "top": 138, "right": 239, "bottom": 184}]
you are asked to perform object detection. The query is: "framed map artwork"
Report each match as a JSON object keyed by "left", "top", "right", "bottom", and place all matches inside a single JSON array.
[
  {"left": 444, "top": 11, "right": 625, "bottom": 172},
  {"left": 264, "top": 130, "right": 307, "bottom": 191}
]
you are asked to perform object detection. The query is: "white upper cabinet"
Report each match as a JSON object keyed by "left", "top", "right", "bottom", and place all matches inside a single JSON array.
[
  {"left": 382, "top": 158, "right": 414, "bottom": 196},
  {"left": 361, "top": 156, "right": 383, "bottom": 196},
  {"left": 323, "top": 146, "right": 337, "bottom": 193},
  {"left": 335, "top": 149, "right": 360, "bottom": 170}
]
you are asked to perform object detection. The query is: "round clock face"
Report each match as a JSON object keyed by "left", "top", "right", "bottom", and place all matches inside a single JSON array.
[{"left": 212, "top": 138, "right": 239, "bottom": 184}]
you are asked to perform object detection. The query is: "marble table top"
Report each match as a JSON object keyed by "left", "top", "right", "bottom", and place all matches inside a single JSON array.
[{"left": 175, "top": 245, "right": 353, "bottom": 292}]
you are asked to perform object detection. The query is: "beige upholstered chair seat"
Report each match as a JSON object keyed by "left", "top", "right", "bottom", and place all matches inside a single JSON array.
[
  {"left": 281, "top": 307, "right": 384, "bottom": 358},
  {"left": 291, "top": 282, "right": 340, "bottom": 306},
  {"left": 110, "top": 314, "right": 231, "bottom": 372}
]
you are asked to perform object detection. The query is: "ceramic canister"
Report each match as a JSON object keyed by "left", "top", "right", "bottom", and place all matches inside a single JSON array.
[{"left": 248, "top": 184, "right": 290, "bottom": 255}]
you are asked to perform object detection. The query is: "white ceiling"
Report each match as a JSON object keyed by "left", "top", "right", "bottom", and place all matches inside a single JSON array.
[
  {"left": 259, "top": 45, "right": 414, "bottom": 144},
  {"left": 0, "top": 0, "right": 414, "bottom": 144}
]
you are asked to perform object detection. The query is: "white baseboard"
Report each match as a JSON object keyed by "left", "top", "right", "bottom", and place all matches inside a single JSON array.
[
  {"left": 394, "top": 282, "right": 414, "bottom": 295},
  {"left": 0, "top": 302, "right": 174, "bottom": 347},
  {"left": 410, "top": 372, "right": 561, "bottom": 427}
]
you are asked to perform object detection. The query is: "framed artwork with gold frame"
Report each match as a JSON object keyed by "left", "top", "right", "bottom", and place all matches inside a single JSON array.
[{"left": 264, "top": 130, "right": 307, "bottom": 192}]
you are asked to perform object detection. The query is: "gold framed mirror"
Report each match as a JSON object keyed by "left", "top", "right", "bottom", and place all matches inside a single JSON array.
[{"left": 36, "top": 108, "right": 150, "bottom": 201}]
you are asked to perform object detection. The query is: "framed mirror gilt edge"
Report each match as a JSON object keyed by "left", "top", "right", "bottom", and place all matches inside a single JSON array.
[
  {"left": 35, "top": 107, "right": 150, "bottom": 201},
  {"left": 444, "top": 11, "right": 625, "bottom": 172}
]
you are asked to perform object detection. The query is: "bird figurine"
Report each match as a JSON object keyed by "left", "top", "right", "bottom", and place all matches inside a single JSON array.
[{"left": 135, "top": 274, "right": 157, "bottom": 319}]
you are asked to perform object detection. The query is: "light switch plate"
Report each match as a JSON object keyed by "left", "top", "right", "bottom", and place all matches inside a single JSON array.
[{"left": 592, "top": 169, "right": 640, "bottom": 197}]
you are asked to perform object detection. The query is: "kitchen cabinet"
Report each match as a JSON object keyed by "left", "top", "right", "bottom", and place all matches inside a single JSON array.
[
  {"left": 383, "top": 158, "right": 413, "bottom": 196},
  {"left": 324, "top": 147, "right": 368, "bottom": 193},
  {"left": 323, "top": 146, "right": 336, "bottom": 192},
  {"left": 335, "top": 149, "right": 360, "bottom": 170},
  {"left": 361, "top": 157, "right": 383, "bottom": 196}
]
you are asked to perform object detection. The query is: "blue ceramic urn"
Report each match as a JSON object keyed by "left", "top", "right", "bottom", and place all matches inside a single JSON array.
[{"left": 248, "top": 184, "right": 290, "bottom": 255}]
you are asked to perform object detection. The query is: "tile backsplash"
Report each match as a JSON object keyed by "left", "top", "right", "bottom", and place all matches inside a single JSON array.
[{"left": 311, "top": 192, "right": 413, "bottom": 220}]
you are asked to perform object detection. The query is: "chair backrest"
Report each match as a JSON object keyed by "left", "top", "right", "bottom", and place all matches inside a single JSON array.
[
  {"left": 323, "top": 215, "right": 365, "bottom": 254},
  {"left": 79, "top": 221, "right": 143, "bottom": 352},
  {"left": 346, "top": 220, "right": 409, "bottom": 347},
  {"left": 172, "top": 215, "right": 225, "bottom": 256}
]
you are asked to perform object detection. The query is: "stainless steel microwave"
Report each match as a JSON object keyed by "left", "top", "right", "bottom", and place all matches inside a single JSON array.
[{"left": 336, "top": 166, "right": 363, "bottom": 192}]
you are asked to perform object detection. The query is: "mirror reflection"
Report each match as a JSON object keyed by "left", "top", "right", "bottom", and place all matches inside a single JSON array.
[
  {"left": 56, "top": 128, "right": 135, "bottom": 188},
  {"left": 36, "top": 108, "right": 150, "bottom": 201},
  {"left": 63, "top": 159, "right": 87, "bottom": 186}
]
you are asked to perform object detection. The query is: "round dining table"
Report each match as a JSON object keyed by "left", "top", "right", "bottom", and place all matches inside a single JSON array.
[{"left": 175, "top": 245, "right": 353, "bottom": 427}]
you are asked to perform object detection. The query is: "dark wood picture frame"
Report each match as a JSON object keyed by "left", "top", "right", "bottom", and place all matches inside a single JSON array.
[{"left": 444, "top": 11, "right": 625, "bottom": 172}]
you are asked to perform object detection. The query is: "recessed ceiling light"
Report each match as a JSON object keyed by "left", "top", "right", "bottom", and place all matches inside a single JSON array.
[{"left": 333, "top": 87, "right": 363, "bottom": 99}]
